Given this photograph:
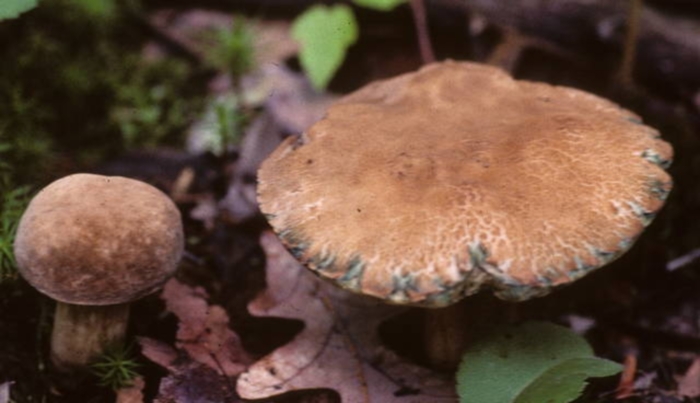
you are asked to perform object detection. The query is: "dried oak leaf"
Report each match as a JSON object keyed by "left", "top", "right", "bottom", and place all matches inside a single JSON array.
[
  {"left": 116, "top": 376, "right": 145, "bottom": 403},
  {"left": 141, "top": 337, "right": 240, "bottom": 403},
  {"left": 678, "top": 356, "right": 700, "bottom": 398},
  {"left": 139, "top": 279, "right": 253, "bottom": 403},
  {"left": 162, "top": 278, "right": 253, "bottom": 376},
  {"left": 236, "top": 232, "right": 456, "bottom": 402}
]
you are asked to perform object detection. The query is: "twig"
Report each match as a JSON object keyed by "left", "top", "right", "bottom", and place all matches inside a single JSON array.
[
  {"left": 617, "top": 0, "right": 643, "bottom": 87},
  {"left": 666, "top": 248, "right": 700, "bottom": 271},
  {"left": 409, "top": 0, "right": 436, "bottom": 64},
  {"left": 616, "top": 353, "right": 637, "bottom": 399}
]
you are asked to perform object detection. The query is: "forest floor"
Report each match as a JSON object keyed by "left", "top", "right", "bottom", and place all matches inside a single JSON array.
[{"left": 1, "top": 0, "right": 700, "bottom": 402}]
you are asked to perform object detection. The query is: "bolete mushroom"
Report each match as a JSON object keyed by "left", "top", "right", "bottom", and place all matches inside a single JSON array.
[
  {"left": 14, "top": 173, "right": 184, "bottom": 370},
  {"left": 257, "top": 61, "right": 673, "bottom": 368}
]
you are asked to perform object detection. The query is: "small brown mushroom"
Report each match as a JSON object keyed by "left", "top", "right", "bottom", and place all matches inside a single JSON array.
[
  {"left": 14, "top": 173, "right": 184, "bottom": 370},
  {"left": 257, "top": 61, "right": 673, "bottom": 368}
]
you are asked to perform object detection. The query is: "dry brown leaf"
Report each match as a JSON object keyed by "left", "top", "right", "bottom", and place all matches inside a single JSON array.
[
  {"left": 140, "top": 279, "right": 253, "bottom": 403},
  {"left": 139, "top": 337, "right": 180, "bottom": 373},
  {"left": 156, "top": 362, "right": 240, "bottom": 403},
  {"left": 219, "top": 66, "right": 336, "bottom": 222},
  {"left": 678, "top": 356, "right": 700, "bottom": 398},
  {"left": 141, "top": 337, "right": 240, "bottom": 403},
  {"left": 161, "top": 279, "right": 253, "bottom": 376},
  {"left": 116, "top": 376, "right": 145, "bottom": 403},
  {"left": 236, "top": 231, "right": 456, "bottom": 402}
]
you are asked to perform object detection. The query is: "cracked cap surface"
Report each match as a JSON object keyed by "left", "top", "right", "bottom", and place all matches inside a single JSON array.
[
  {"left": 258, "top": 61, "right": 673, "bottom": 307},
  {"left": 14, "top": 173, "right": 184, "bottom": 305}
]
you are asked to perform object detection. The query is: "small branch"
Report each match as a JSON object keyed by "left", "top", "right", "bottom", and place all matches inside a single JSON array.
[
  {"left": 666, "top": 248, "right": 700, "bottom": 271},
  {"left": 616, "top": 353, "right": 637, "bottom": 399},
  {"left": 410, "top": 0, "right": 436, "bottom": 64},
  {"left": 617, "top": 0, "right": 643, "bottom": 87}
]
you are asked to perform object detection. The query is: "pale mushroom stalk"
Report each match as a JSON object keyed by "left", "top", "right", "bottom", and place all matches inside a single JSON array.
[
  {"left": 257, "top": 61, "right": 673, "bottom": 371},
  {"left": 14, "top": 174, "right": 184, "bottom": 371},
  {"left": 51, "top": 302, "right": 129, "bottom": 369}
]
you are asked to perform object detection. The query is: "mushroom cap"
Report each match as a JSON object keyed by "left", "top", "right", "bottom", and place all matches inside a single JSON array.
[
  {"left": 14, "top": 174, "right": 184, "bottom": 305},
  {"left": 258, "top": 61, "right": 673, "bottom": 307}
]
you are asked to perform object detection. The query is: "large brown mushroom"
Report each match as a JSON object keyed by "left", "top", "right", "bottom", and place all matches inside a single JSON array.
[
  {"left": 257, "top": 61, "right": 673, "bottom": 368},
  {"left": 14, "top": 173, "right": 184, "bottom": 370}
]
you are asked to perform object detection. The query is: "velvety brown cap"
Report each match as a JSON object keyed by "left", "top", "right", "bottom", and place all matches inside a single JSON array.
[
  {"left": 258, "top": 61, "right": 673, "bottom": 307},
  {"left": 14, "top": 174, "right": 184, "bottom": 305}
]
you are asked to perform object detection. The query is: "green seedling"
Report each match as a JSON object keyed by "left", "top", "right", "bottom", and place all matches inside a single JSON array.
[
  {"left": 207, "top": 17, "right": 255, "bottom": 81},
  {"left": 90, "top": 344, "right": 141, "bottom": 391}
]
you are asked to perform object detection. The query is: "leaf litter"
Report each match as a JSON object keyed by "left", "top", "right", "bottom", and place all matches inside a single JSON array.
[
  {"left": 140, "top": 278, "right": 253, "bottom": 402},
  {"left": 236, "top": 231, "right": 456, "bottom": 402}
]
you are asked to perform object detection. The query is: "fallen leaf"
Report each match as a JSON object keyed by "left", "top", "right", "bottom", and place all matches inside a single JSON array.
[
  {"left": 139, "top": 337, "right": 180, "bottom": 373},
  {"left": 218, "top": 66, "right": 336, "bottom": 222},
  {"left": 140, "top": 280, "right": 252, "bottom": 403},
  {"left": 156, "top": 362, "right": 240, "bottom": 403},
  {"left": 236, "top": 231, "right": 456, "bottom": 402},
  {"left": 141, "top": 337, "right": 239, "bottom": 402},
  {"left": 0, "top": 382, "right": 11, "bottom": 403},
  {"left": 161, "top": 279, "right": 253, "bottom": 376},
  {"left": 262, "top": 65, "right": 336, "bottom": 135},
  {"left": 116, "top": 376, "right": 145, "bottom": 403},
  {"left": 678, "top": 356, "right": 700, "bottom": 398}
]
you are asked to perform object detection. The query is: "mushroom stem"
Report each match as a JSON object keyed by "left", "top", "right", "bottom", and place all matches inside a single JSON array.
[
  {"left": 51, "top": 302, "right": 130, "bottom": 371},
  {"left": 423, "top": 300, "right": 468, "bottom": 371},
  {"left": 424, "top": 295, "right": 507, "bottom": 370}
]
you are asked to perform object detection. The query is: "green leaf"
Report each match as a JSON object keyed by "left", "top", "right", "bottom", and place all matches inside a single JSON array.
[
  {"left": 353, "top": 0, "right": 407, "bottom": 11},
  {"left": 0, "top": 0, "right": 38, "bottom": 20},
  {"left": 456, "top": 322, "right": 622, "bottom": 403},
  {"left": 65, "top": 0, "right": 116, "bottom": 19},
  {"left": 292, "top": 5, "right": 358, "bottom": 91},
  {"left": 517, "top": 357, "right": 623, "bottom": 403}
]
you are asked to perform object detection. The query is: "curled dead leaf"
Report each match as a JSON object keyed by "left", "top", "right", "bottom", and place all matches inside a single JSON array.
[
  {"left": 162, "top": 279, "right": 253, "bottom": 376},
  {"left": 140, "top": 280, "right": 253, "bottom": 403}
]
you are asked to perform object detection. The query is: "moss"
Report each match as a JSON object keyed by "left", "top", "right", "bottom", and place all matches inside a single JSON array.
[{"left": 0, "top": 0, "right": 206, "bottom": 182}]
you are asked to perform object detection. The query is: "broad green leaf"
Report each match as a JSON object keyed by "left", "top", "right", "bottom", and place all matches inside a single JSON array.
[
  {"left": 353, "top": 0, "right": 407, "bottom": 11},
  {"left": 0, "top": 0, "right": 38, "bottom": 20},
  {"left": 292, "top": 5, "right": 358, "bottom": 91},
  {"left": 517, "top": 357, "right": 623, "bottom": 403},
  {"left": 456, "top": 322, "right": 622, "bottom": 403}
]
